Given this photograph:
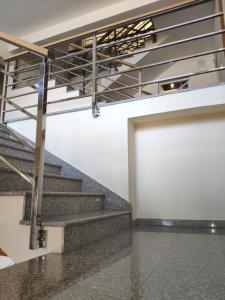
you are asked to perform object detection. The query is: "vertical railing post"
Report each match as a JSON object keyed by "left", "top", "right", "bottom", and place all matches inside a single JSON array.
[
  {"left": 0, "top": 61, "right": 8, "bottom": 124},
  {"left": 29, "top": 57, "right": 49, "bottom": 250},
  {"left": 138, "top": 68, "right": 142, "bottom": 97},
  {"left": 92, "top": 34, "right": 100, "bottom": 118}
]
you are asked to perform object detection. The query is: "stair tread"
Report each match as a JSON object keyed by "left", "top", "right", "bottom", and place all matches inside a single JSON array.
[
  {"left": 0, "top": 168, "right": 82, "bottom": 182},
  {"left": 0, "top": 134, "right": 23, "bottom": 144},
  {"left": 21, "top": 210, "right": 131, "bottom": 227},
  {"left": 0, "top": 191, "right": 104, "bottom": 197},
  {"left": 0, "top": 141, "right": 33, "bottom": 153},
  {"left": 0, "top": 152, "right": 62, "bottom": 167}
]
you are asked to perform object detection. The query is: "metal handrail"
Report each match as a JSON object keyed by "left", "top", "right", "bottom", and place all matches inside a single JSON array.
[
  {"left": 96, "top": 48, "right": 225, "bottom": 80},
  {"left": 96, "top": 29, "right": 225, "bottom": 64},
  {"left": 0, "top": 154, "right": 33, "bottom": 184},
  {"left": 96, "top": 12, "right": 223, "bottom": 50},
  {"left": 0, "top": 96, "right": 37, "bottom": 120},
  {"left": 0, "top": 32, "right": 49, "bottom": 58},
  {"left": 4, "top": 0, "right": 213, "bottom": 61},
  {"left": 96, "top": 66, "right": 225, "bottom": 95},
  {"left": 0, "top": 35, "right": 50, "bottom": 251}
]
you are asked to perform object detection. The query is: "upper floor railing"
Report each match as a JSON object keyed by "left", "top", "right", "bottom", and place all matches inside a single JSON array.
[{"left": 0, "top": 0, "right": 225, "bottom": 250}]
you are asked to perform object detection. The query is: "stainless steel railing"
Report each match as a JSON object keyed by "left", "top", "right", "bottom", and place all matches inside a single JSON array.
[
  {"left": 0, "top": 0, "right": 225, "bottom": 249},
  {"left": 0, "top": 33, "right": 51, "bottom": 250},
  {"left": 2, "top": 0, "right": 225, "bottom": 121}
]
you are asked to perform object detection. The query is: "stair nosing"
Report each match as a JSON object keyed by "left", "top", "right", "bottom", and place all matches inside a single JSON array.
[{"left": 20, "top": 210, "right": 131, "bottom": 227}]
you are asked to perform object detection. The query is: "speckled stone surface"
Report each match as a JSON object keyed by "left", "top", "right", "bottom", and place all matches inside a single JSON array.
[
  {"left": 134, "top": 218, "right": 225, "bottom": 228},
  {"left": 0, "top": 154, "right": 62, "bottom": 174},
  {"left": 43, "top": 150, "right": 131, "bottom": 211},
  {"left": 0, "top": 169, "right": 82, "bottom": 192},
  {"left": 23, "top": 192, "right": 105, "bottom": 219},
  {"left": 1, "top": 227, "right": 225, "bottom": 299},
  {"left": 0, "top": 128, "right": 131, "bottom": 211},
  {"left": 0, "top": 142, "right": 34, "bottom": 159},
  {"left": 0, "top": 134, "right": 29, "bottom": 149},
  {"left": 64, "top": 211, "right": 131, "bottom": 251}
]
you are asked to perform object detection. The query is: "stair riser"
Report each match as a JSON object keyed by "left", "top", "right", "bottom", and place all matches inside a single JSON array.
[
  {"left": 0, "top": 158, "right": 61, "bottom": 175},
  {"left": 0, "top": 171, "right": 81, "bottom": 192},
  {"left": 24, "top": 195, "right": 104, "bottom": 219},
  {"left": 0, "top": 136, "right": 28, "bottom": 150},
  {"left": 0, "top": 131, "right": 14, "bottom": 139},
  {"left": 0, "top": 146, "right": 34, "bottom": 160},
  {"left": 64, "top": 213, "right": 131, "bottom": 252}
]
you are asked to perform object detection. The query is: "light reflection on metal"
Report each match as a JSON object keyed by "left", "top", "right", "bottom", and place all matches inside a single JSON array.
[{"left": 29, "top": 57, "right": 48, "bottom": 250}]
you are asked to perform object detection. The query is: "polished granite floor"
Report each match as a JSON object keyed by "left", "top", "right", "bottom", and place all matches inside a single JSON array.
[{"left": 1, "top": 227, "right": 225, "bottom": 299}]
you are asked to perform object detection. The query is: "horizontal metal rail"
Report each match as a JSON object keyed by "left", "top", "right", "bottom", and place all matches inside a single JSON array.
[
  {"left": 9, "top": 63, "right": 41, "bottom": 75},
  {"left": 0, "top": 95, "right": 36, "bottom": 120},
  {"left": 0, "top": 67, "right": 38, "bottom": 91},
  {"left": 5, "top": 30, "right": 224, "bottom": 101},
  {"left": 5, "top": 65, "right": 225, "bottom": 117},
  {"left": 96, "top": 12, "right": 223, "bottom": 50},
  {"left": 14, "top": 58, "right": 41, "bottom": 68},
  {"left": 54, "top": 48, "right": 92, "bottom": 62},
  {"left": 4, "top": 76, "right": 93, "bottom": 101},
  {"left": 0, "top": 154, "right": 33, "bottom": 184},
  {"left": 96, "top": 66, "right": 225, "bottom": 95},
  {"left": 48, "top": 30, "right": 225, "bottom": 76},
  {"left": 96, "top": 48, "right": 225, "bottom": 80},
  {"left": 6, "top": 75, "right": 40, "bottom": 88},
  {"left": 51, "top": 54, "right": 146, "bottom": 97},
  {"left": 58, "top": 52, "right": 142, "bottom": 95},
  {"left": 5, "top": 0, "right": 213, "bottom": 61},
  {"left": 96, "top": 29, "right": 225, "bottom": 65}
]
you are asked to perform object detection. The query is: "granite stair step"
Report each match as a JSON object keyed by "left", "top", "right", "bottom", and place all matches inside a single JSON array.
[
  {"left": 0, "top": 153, "right": 62, "bottom": 174},
  {"left": 22, "top": 192, "right": 105, "bottom": 219},
  {"left": 0, "top": 134, "right": 30, "bottom": 150},
  {"left": 0, "top": 142, "right": 34, "bottom": 160},
  {"left": 0, "top": 169, "right": 82, "bottom": 192},
  {"left": 0, "top": 129, "right": 15, "bottom": 139},
  {"left": 21, "top": 210, "right": 131, "bottom": 252}
]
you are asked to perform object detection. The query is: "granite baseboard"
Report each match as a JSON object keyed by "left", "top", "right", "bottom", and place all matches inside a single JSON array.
[{"left": 133, "top": 218, "right": 225, "bottom": 228}]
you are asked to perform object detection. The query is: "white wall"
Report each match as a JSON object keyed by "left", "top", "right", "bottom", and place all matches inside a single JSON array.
[
  {"left": 0, "top": 196, "right": 63, "bottom": 263},
  {"left": 9, "top": 84, "right": 225, "bottom": 205},
  {"left": 135, "top": 113, "right": 225, "bottom": 220},
  {"left": 6, "top": 0, "right": 172, "bottom": 52}
]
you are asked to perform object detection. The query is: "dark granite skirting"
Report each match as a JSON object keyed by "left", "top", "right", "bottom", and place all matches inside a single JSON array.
[
  {"left": 64, "top": 213, "right": 131, "bottom": 252},
  {"left": 133, "top": 218, "right": 225, "bottom": 228}
]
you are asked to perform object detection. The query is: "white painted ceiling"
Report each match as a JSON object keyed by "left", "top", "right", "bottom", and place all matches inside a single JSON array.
[{"left": 0, "top": 0, "right": 123, "bottom": 36}]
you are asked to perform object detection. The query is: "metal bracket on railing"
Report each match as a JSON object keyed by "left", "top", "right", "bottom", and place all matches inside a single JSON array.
[{"left": 92, "top": 103, "right": 100, "bottom": 118}]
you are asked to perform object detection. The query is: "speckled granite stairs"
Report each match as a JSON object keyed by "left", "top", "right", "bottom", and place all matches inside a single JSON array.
[{"left": 0, "top": 128, "right": 131, "bottom": 252}]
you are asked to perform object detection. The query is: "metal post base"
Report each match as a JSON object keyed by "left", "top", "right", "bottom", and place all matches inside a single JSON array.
[{"left": 92, "top": 103, "right": 100, "bottom": 118}]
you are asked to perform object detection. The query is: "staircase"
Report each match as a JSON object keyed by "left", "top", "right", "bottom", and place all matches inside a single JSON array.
[{"left": 0, "top": 127, "right": 131, "bottom": 253}]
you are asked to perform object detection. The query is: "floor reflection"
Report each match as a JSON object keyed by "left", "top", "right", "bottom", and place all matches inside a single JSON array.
[{"left": 1, "top": 227, "right": 225, "bottom": 299}]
